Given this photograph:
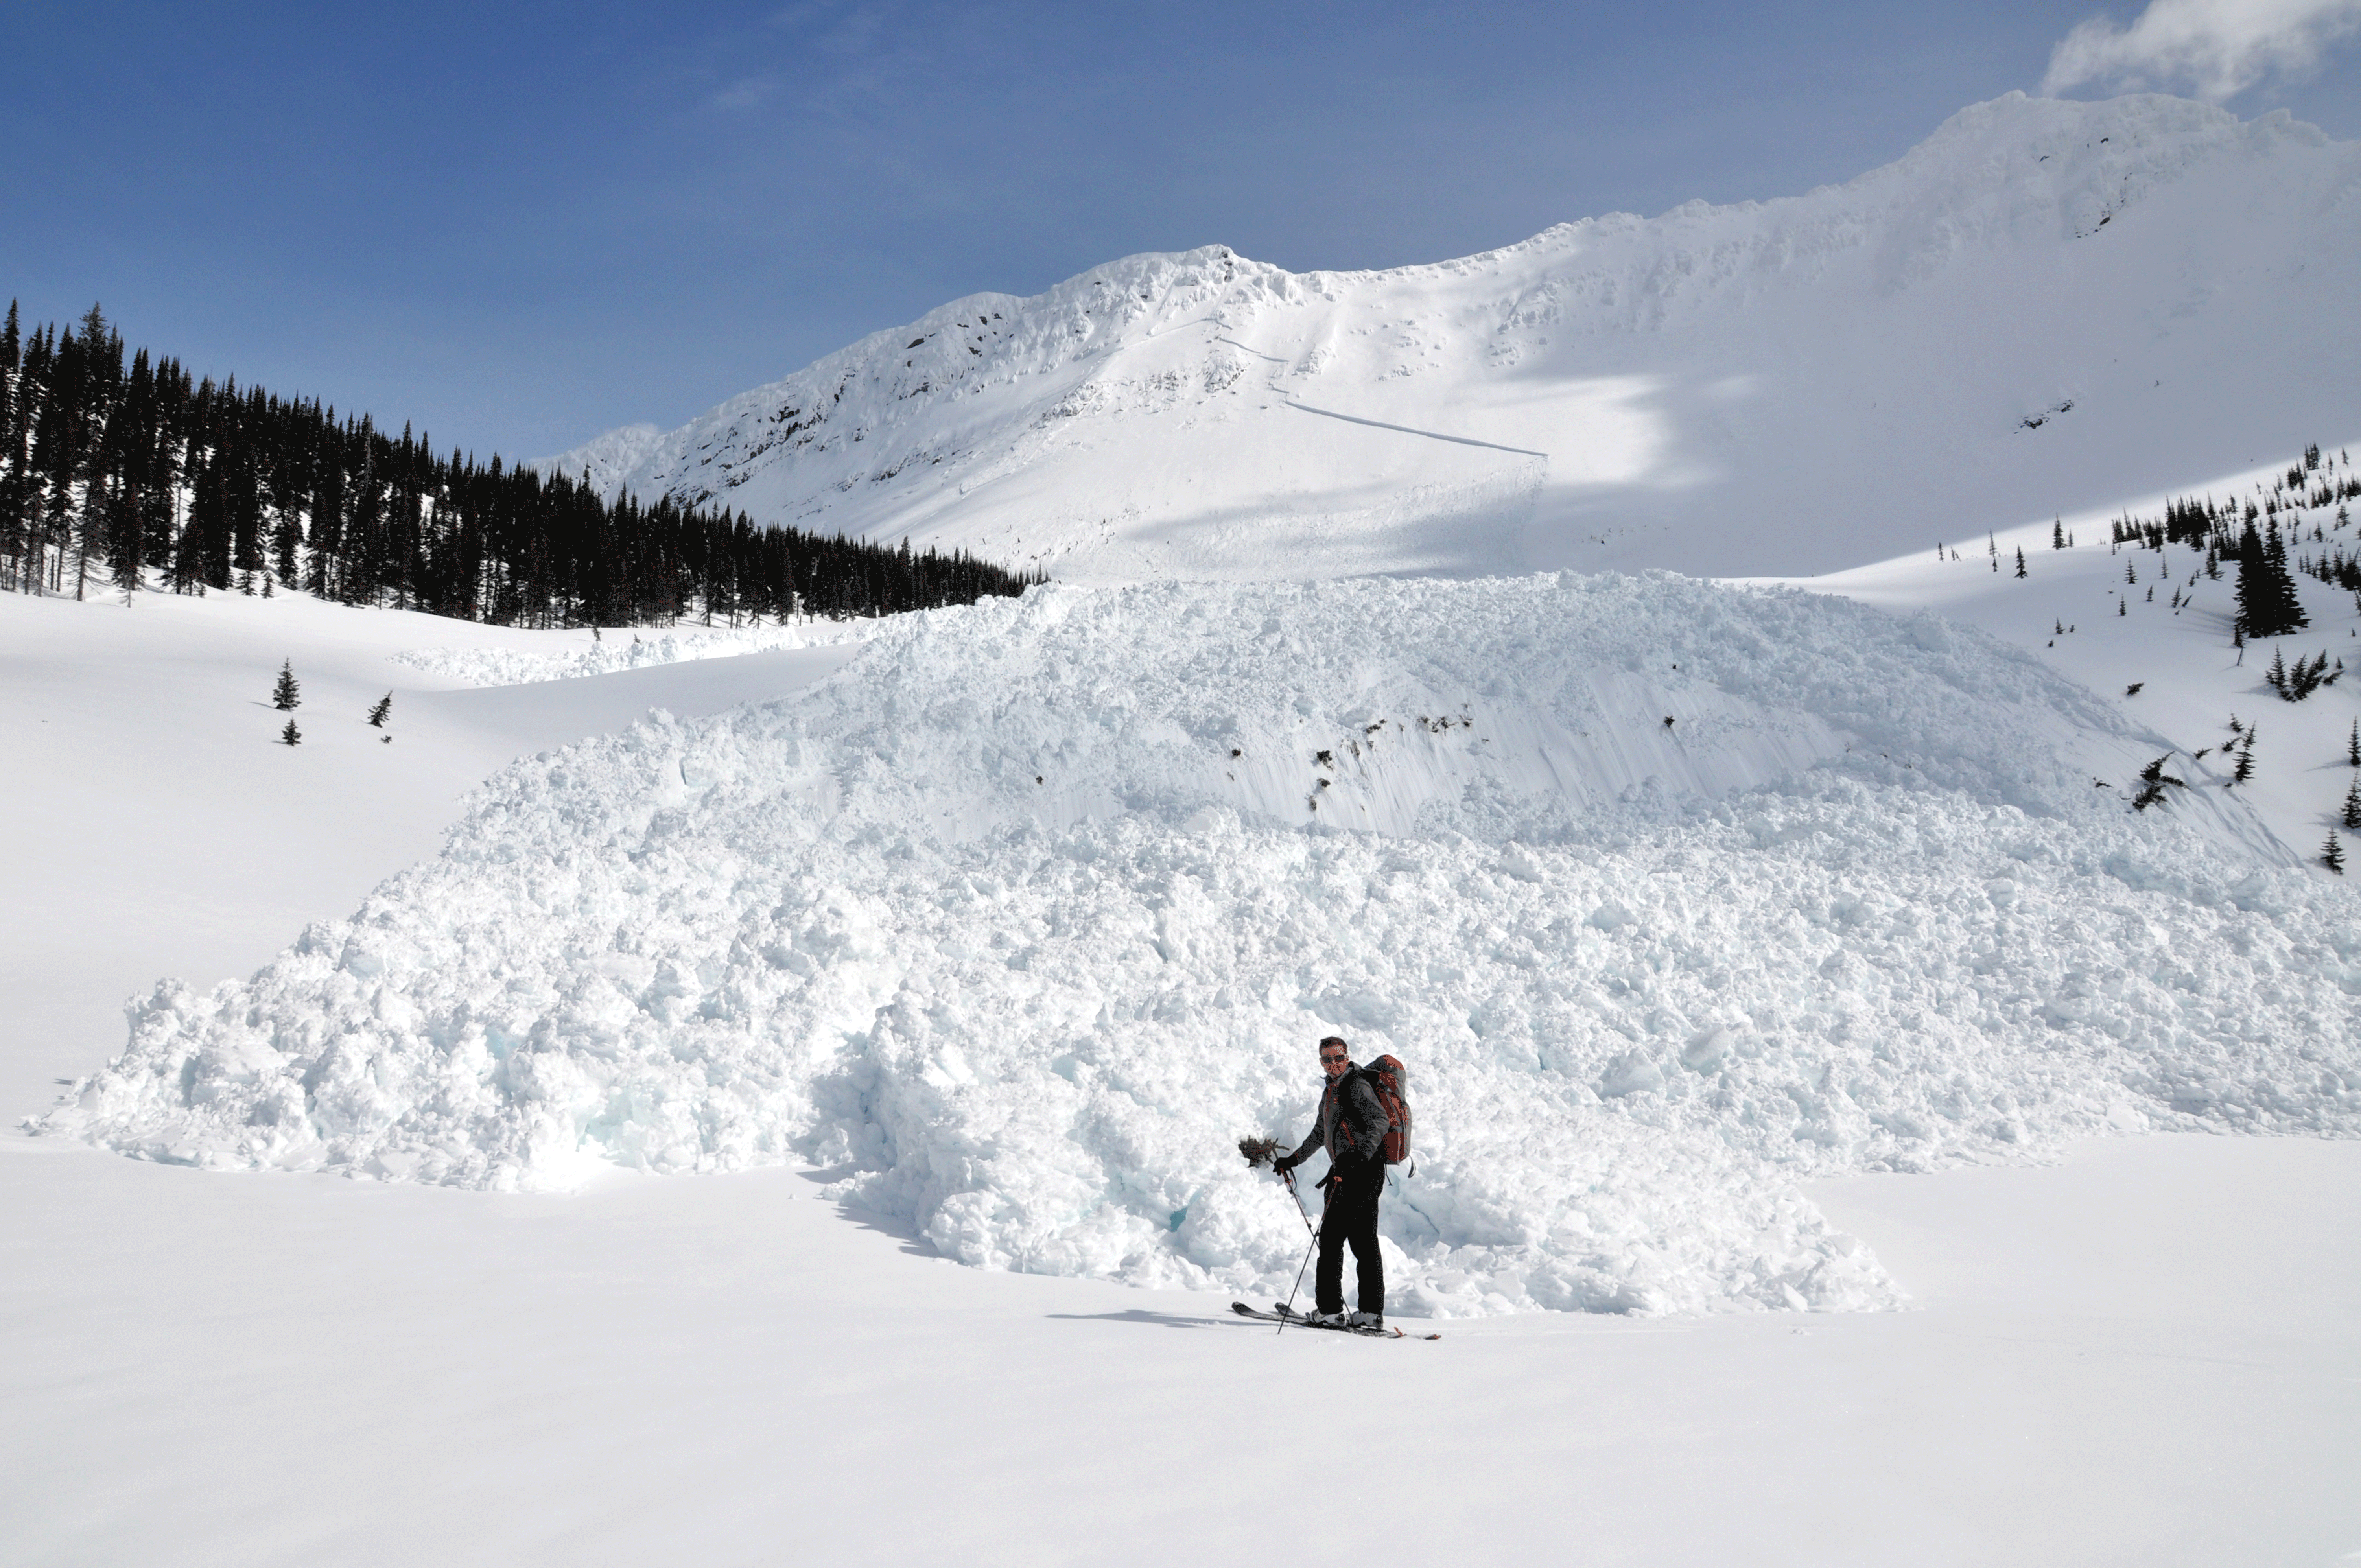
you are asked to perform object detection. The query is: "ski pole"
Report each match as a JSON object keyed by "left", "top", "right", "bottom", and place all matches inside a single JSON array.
[
  {"left": 1278, "top": 1223, "right": 1319, "bottom": 1336},
  {"left": 1281, "top": 1168, "right": 1316, "bottom": 1237}
]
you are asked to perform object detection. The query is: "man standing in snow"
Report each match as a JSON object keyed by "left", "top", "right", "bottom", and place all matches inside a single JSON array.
[{"left": 1273, "top": 1036, "right": 1390, "bottom": 1328}]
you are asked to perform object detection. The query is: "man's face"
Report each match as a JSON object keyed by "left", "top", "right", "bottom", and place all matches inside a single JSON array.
[{"left": 1319, "top": 1042, "right": 1350, "bottom": 1080}]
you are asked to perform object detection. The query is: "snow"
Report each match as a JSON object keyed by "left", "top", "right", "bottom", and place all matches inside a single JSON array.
[
  {"left": 0, "top": 586, "right": 861, "bottom": 1121},
  {"left": 9, "top": 83, "right": 2361, "bottom": 1564},
  {"left": 8, "top": 1117, "right": 2357, "bottom": 1565},
  {"left": 392, "top": 614, "right": 878, "bottom": 687},
  {"left": 540, "top": 93, "right": 2361, "bottom": 583},
  {"left": 31, "top": 574, "right": 2359, "bottom": 1322},
  {"left": 1768, "top": 443, "right": 2361, "bottom": 869}
]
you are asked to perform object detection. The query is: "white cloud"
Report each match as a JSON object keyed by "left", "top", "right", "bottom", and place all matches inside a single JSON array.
[{"left": 2040, "top": 0, "right": 2361, "bottom": 101}]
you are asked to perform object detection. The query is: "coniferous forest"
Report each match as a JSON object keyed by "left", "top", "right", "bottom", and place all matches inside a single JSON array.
[
  {"left": 0, "top": 303, "right": 1042, "bottom": 626},
  {"left": 2105, "top": 442, "right": 2360, "bottom": 641}
]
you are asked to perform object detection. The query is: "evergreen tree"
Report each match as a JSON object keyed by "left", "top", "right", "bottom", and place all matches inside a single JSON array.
[
  {"left": 2343, "top": 773, "right": 2361, "bottom": 831},
  {"left": 2233, "top": 519, "right": 2308, "bottom": 638},
  {"left": 2264, "top": 518, "right": 2307, "bottom": 633},
  {"left": 2014, "top": 546, "right": 2027, "bottom": 578},
  {"left": 271, "top": 658, "right": 300, "bottom": 710},
  {"left": 2324, "top": 828, "right": 2344, "bottom": 874},
  {"left": 2233, "top": 735, "right": 2256, "bottom": 785},
  {"left": 280, "top": 718, "right": 301, "bottom": 747},
  {"left": 2051, "top": 519, "right": 2065, "bottom": 550},
  {"left": 366, "top": 692, "right": 393, "bottom": 728},
  {"left": 2347, "top": 719, "right": 2358, "bottom": 768}
]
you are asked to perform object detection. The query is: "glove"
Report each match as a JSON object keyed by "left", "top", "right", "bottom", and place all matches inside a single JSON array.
[{"left": 1272, "top": 1152, "right": 1297, "bottom": 1174}]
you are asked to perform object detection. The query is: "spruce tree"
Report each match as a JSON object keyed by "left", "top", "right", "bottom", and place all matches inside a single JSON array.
[
  {"left": 271, "top": 658, "right": 300, "bottom": 710},
  {"left": 366, "top": 692, "right": 393, "bottom": 728},
  {"left": 280, "top": 719, "right": 301, "bottom": 746},
  {"left": 2347, "top": 719, "right": 2357, "bottom": 768},
  {"left": 2259, "top": 519, "right": 2308, "bottom": 635},
  {"left": 2231, "top": 519, "right": 2311, "bottom": 638},
  {"left": 2343, "top": 773, "right": 2361, "bottom": 831},
  {"left": 2051, "top": 519, "right": 2065, "bottom": 550},
  {"left": 2014, "top": 547, "right": 2027, "bottom": 578},
  {"left": 2324, "top": 828, "right": 2344, "bottom": 874}
]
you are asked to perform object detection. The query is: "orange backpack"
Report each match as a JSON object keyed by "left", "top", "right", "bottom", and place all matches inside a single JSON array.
[{"left": 1358, "top": 1055, "right": 1413, "bottom": 1168}]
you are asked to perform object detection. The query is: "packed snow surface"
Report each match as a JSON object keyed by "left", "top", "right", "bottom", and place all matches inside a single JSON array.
[
  {"left": 37, "top": 575, "right": 2361, "bottom": 1316},
  {"left": 392, "top": 616, "right": 876, "bottom": 688},
  {"left": 542, "top": 93, "right": 2361, "bottom": 582}
]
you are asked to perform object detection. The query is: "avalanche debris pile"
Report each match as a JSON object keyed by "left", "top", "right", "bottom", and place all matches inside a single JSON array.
[{"left": 35, "top": 575, "right": 2361, "bottom": 1316}]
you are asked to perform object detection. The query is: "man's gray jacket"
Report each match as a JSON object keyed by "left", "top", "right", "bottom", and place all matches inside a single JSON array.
[{"left": 1288, "top": 1066, "right": 1391, "bottom": 1170}]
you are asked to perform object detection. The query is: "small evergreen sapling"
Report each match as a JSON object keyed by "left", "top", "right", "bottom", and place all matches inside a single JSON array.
[
  {"left": 2324, "top": 829, "right": 2345, "bottom": 874},
  {"left": 2347, "top": 719, "right": 2358, "bottom": 768},
  {"left": 280, "top": 719, "right": 301, "bottom": 747},
  {"left": 271, "top": 659, "right": 301, "bottom": 711},
  {"left": 367, "top": 693, "right": 393, "bottom": 728},
  {"left": 2014, "top": 547, "right": 2027, "bottom": 578},
  {"left": 2343, "top": 774, "right": 2361, "bottom": 831},
  {"left": 2131, "top": 754, "right": 2186, "bottom": 812}
]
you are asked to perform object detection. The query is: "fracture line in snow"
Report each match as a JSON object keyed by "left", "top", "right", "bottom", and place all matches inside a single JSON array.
[
  {"left": 1281, "top": 399, "right": 1549, "bottom": 459},
  {"left": 1214, "top": 328, "right": 1548, "bottom": 458}
]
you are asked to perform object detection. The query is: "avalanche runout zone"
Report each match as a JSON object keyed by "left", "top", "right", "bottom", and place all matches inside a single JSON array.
[{"left": 33, "top": 575, "right": 2361, "bottom": 1317}]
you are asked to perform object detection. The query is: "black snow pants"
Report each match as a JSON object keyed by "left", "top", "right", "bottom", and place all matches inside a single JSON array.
[{"left": 1316, "top": 1156, "right": 1386, "bottom": 1316}]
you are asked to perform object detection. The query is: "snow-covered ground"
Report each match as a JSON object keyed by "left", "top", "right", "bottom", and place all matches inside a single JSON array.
[
  {"left": 5, "top": 544, "right": 2358, "bottom": 1560},
  {"left": 8, "top": 1128, "right": 2355, "bottom": 1566},
  {"left": 9, "top": 83, "right": 2361, "bottom": 1566},
  {"left": 1773, "top": 444, "right": 2361, "bottom": 870},
  {"left": 389, "top": 614, "right": 878, "bottom": 689},
  {"left": 28, "top": 571, "right": 2359, "bottom": 1325},
  {"left": 542, "top": 93, "right": 2361, "bottom": 584}
]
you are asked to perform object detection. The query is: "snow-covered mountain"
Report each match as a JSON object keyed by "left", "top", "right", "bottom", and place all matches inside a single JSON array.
[{"left": 542, "top": 92, "right": 2361, "bottom": 582}]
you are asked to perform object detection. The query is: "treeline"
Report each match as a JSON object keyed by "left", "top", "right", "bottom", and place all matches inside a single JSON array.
[
  {"left": 2106, "top": 442, "right": 2357, "bottom": 640},
  {"left": 0, "top": 303, "right": 1042, "bottom": 625}
]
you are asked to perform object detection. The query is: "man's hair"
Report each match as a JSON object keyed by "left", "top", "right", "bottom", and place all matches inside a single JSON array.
[{"left": 1318, "top": 1036, "right": 1348, "bottom": 1052}]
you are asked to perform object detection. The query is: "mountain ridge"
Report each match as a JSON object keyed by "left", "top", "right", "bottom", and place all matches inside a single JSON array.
[{"left": 542, "top": 92, "right": 2361, "bottom": 582}]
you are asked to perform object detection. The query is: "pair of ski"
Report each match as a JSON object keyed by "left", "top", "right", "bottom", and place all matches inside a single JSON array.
[{"left": 1231, "top": 1301, "right": 1441, "bottom": 1340}]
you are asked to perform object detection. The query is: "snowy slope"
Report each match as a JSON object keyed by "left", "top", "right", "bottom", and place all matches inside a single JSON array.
[
  {"left": 542, "top": 93, "right": 2361, "bottom": 583},
  {"left": 1766, "top": 443, "right": 2361, "bottom": 867},
  {"left": 6, "top": 586, "right": 2359, "bottom": 1565},
  {"left": 0, "top": 587, "right": 865, "bottom": 1118},
  {"left": 36, "top": 574, "right": 2359, "bottom": 1319}
]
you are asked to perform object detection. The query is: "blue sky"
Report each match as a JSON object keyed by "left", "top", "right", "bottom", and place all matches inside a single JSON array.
[{"left": 3, "top": 1, "right": 2354, "bottom": 459}]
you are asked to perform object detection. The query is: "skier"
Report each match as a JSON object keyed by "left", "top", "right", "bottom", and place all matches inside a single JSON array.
[{"left": 1272, "top": 1035, "right": 1390, "bottom": 1329}]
